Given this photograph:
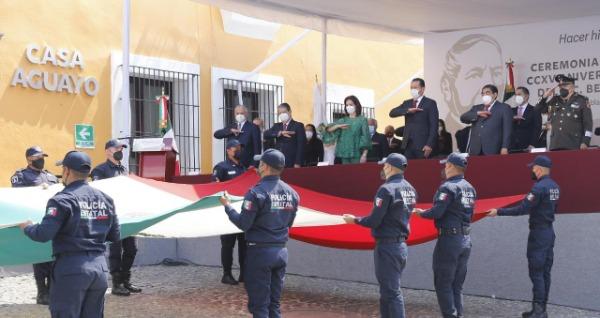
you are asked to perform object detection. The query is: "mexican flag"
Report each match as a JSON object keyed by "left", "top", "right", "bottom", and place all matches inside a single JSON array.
[
  {"left": 156, "top": 90, "right": 181, "bottom": 176},
  {"left": 503, "top": 58, "right": 515, "bottom": 102}
]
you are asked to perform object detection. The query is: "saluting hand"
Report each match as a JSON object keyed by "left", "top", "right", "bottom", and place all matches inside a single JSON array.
[
  {"left": 543, "top": 85, "right": 558, "bottom": 99},
  {"left": 407, "top": 108, "right": 423, "bottom": 114}
]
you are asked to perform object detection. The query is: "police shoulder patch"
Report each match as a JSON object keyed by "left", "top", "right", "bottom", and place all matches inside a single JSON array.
[
  {"left": 46, "top": 206, "right": 58, "bottom": 217},
  {"left": 526, "top": 193, "right": 536, "bottom": 202},
  {"left": 375, "top": 197, "right": 383, "bottom": 207},
  {"left": 438, "top": 192, "right": 448, "bottom": 201},
  {"left": 243, "top": 200, "right": 253, "bottom": 210}
]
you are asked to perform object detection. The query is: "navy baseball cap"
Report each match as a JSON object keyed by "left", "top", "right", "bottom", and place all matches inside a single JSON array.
[
  {"left": 226, "top": 139, "right": 241, "bottom": 149},
  {"left": 528, "top": 155, "right": 552, "bottom": 168},
  {"left": 253, "top": 149, "right": 285, "bottom": 169},
  {"left": 56, "top": 151, "right": 92, "bottom": 173},
  {"left": 378, "top": 153, "right": 408, "bottom": 169},
  {"left": 105, "top": 139, "right": 128, "bottom": 149},
  {"left": 440, "top": 153, "right": 468, "bottom": 168},
  {"left": 25, "top": 146, "right": 48, "bottom": 158}
]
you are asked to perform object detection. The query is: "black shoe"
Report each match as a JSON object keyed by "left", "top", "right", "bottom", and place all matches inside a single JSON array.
[
  {"left": 523, "top": 302, "right": 547, "bottom": 318},
  {"left": 111, "top": 273, "right": 131, "bottom": 296},
  {"left": 122, "top": 272, "right": 142, "bottom": 293},
  {"left": 221, "top": 274, "right": 238, "bottom": 285},
  {"left": 238, "top": 273, "right": 244, "bottom": 283},
  {"left": 36, "top": 290, "right": 49, "bottom": 305}
]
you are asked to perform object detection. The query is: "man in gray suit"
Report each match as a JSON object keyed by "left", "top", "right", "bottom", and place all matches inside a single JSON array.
[{"left": 460, "top": 84, "right": 512, "bottom": 156}]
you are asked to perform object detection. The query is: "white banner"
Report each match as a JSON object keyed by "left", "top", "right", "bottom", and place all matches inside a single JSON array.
[{"left": 425, "top": 15, "right": 600, "bottom": 146}]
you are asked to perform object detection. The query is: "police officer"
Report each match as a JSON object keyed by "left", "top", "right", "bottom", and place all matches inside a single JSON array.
[
  {"left": 536, "top": 74, "right": 593, "bottom": 150},
  {"left": 413, "top": 153, "right": 476, "bottom": 318},
  {"left": 91, "top": 139, "right": 141, "bottom": 296},
  {"left": 11, "top": 146, "right": 59, "bottom": 305},
  {"left": 219, "top": 149, "right": 299, "bottom": 318},
  {"left": 212, "top": 139, "right": 247, "bottom": 285},
  {"left": 19, "top": 150, "right": 120, "bottom": 318},
  {"left": 488, "top": 155, "right": 559, "bottom": 318},
  {"left": 343, "top": 153, "right": 417, "bottom": 318}
]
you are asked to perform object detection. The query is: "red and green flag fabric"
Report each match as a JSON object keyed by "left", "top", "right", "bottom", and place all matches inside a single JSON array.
[{"left": 503, "top": 58, "right": 515, "bottom": 102}]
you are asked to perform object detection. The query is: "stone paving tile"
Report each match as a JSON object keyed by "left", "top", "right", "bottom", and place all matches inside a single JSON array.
[{"left": 1, "top": 265, "right": 598, "bottom": 318}]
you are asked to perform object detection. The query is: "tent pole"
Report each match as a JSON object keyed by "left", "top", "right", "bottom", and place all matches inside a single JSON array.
[
  {"left": 321, "top": 18, "right": 328, "bottom": 123},
  {"left": 121, "top": 0, "right": 131, "bottom": 166}
]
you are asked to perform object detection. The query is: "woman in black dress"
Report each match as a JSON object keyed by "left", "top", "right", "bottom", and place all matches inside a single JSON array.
[{"left": 303, "top": 124, "right": 324, "bottom": 166}]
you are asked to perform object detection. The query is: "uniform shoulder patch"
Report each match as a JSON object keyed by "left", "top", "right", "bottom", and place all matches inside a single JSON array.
[
  {"left": 375, "top": 197, "right": 383, "bottom": 207},
  {"left": 46, "top": 206, "right": 58, "bottom": 217},
  {"left": 243, "top": 200, "right": 253, "bottom": 210},
  {"left": 437, "top": 191, "right": 449, "bottom": 201},
  {"left": 526, "top": 193, "right": 536, "bottom": 202}
]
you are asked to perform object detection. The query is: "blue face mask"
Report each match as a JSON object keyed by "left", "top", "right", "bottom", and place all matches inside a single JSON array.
[{"left": 368, "top": 125, "right": 375, "bottom": 135}]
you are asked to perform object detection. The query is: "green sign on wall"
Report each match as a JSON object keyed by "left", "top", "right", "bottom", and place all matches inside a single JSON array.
[{"left": 74, "top": 124, "right": 95, "bottom": 149}]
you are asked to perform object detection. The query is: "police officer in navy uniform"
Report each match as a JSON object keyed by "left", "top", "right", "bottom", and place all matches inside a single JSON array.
[
  {"left": 536, "top": 74, "right": 594, "bottom": 151},
  {"left": 219, "top": 149, "right": 299, "bottom": 318},
  {"left": 343, "top": 153, "right": 417, "bottom": 318},
  {"left": 212, "top": 139, "right": 247, "bottom": 285},
  {"left": 19, "top": 150, "right": 120, "bottom": 318},
  {"left": 414, "top": 153, "right": 476, "bottom": 318},
  {"left": 90, "top": 139, "right": 141, "bottom": 296},
  {"left": 10, "top": 146, "right": 59, "bottom": 305},
  {"left": 488, "top": 155, "right": 560, "bottom": 318}
]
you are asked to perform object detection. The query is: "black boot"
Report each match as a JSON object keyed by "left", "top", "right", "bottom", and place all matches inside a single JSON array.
[
  {"left": 522, "top": 302, "right": 547, "bottom": 318},
  {"left": 122, "top": 271, "right": 142, "bottom": 293},
  {"left": 111, "top": 272, "right": 131, "bottom": 296},
  {"left": 221, "top": 272, "right": 238, "bottom": 285},
  {"left": 35, "top": 280, "right": 49, "bottom": 305}
]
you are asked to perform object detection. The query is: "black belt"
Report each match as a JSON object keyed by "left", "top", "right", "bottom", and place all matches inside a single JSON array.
[
  {"left": 54, "top": 250, "right": 104, "bottom": 259},
  {"left": 375, "top": 237, "right": 406, "bottom": 244},
  {"left": 529, "top": 223, "right": 553, "bottom": 230},
  {"left": 246, "top": 242, "right": 286, "bottom": 248},
  {"left": 438, "top": 226, "right": 471, "bottom": 236}
]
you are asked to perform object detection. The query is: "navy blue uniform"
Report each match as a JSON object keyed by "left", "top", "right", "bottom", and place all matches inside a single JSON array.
[
  {"left": 420, "top": 175, "right": 476, "bottom": 318},
  {"left": 498, "top": 175, "right": 560, "bottom": 305},
  {"left": 24, "top": 180, "right": 120, "bottom": 317},
  {"left": 11, "top": 167, "right": 59, "bottom": 300},
  {"left": 224, "top": 175, "right": 299, "bottom": 318},
  {"left": 357, "top": 174, "right": 417, "bottom": 318},
  {"left": 212, "top": 159, "right": 247, "bottom": 280},
  {"left": 91, "top": 161, "right": 135, "bottom": 278}
]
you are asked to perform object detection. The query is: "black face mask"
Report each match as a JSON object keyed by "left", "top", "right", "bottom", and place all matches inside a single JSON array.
[
  {"left": 31, "top": 158, "right": 45, "bottom": 170},
  {"left": 440, "top": 168, "right": 447, "bottom": 180},
  {"left": 233, "top": 151, "right": 241, "bottom": 160},
  {"left": 531, "top": 171, "right": 538, "bottom": 180},
  {"left": 559, "top": 88, "right": 569, "bottom": 98},
  {"left": 380, "top": 169, "right": 386, "bottom": 180},
  {"left": 113, "top": 151, "right": 124, "bottom": 161}
]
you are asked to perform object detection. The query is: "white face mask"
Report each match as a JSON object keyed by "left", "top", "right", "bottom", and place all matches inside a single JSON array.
[
  {"left": 278, "top": 112, "right": 290, "bottom": 123},
  {"left": 482, "top": 95, "right": 493, "bottom": 105},
  {"left": 410, "top": 88, "right": 420, "bottom": 99},
  {"left": 235, "top": 114, "right": 246, "bottom": 123},
  {"left": 305, "top": 131, "right": 313, "bottom": 140},
  {"left": 346, "top": 106, "right": 356, "bottom": 114},
  {"left": 515, "top": 95, "right": 525, "bottom": 105},
  {"left": 368, "top": 125, "right": 375, "bottom": 135}
]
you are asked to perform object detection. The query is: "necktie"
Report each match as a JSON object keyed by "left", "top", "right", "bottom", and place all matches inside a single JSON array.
[
  {"left": 412, "top": 99, "right": 418, "bottom": 108},
  {"left": 237, "top": 122, "right": 242, "bottom": 131},
  {"left": 283, "top": 123, "right": 288, "bottom": 132},
  {"left": 518, "top": 106, "right": 524, "bottom": 117}
]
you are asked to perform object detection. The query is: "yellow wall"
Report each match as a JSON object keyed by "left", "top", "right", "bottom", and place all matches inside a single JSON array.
[{"left": 0, "top": 0, "right": 422, "bottom": 186}]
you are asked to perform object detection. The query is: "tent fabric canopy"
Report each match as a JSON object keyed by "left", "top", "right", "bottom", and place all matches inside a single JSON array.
[{"left": 193, "top": 0, "right": 600, "bottom": 43}]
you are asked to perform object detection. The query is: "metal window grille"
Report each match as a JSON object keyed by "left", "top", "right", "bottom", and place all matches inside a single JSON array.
[
  {"left": 129, "top": 66, "right": 200, "bottom": 175},
  {"left": 326, "top": 102, "right": 375, "bottom": 122},
  {"left": 221, "top": 78, "right": 283, "bottom": 154}
]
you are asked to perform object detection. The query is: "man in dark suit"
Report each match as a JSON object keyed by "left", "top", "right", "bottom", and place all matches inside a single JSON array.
[
  {"left": 384, "top": 125, "right": 402, "bottom": 155},
  {"left": 460, "top": 84, "right": 512, "bottom": 156},
  {"left": 510, "top": 86, "right": 542, "bottom": 152},
  {"left": 389, "top": 78, "right": 439, "bottom": 159},
  {"left": 214, "top": 105, "right": 262, "bottom": 168},
  {"left": 366, "top": 118, "right": 389, "bottom": 162},
  {"left": 264, "top": 103, "right": 306, "bottom": 168}
]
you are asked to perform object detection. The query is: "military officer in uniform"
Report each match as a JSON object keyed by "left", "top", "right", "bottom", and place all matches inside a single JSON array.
[
  {"left": 11, "top": 146, "right": 59, "bottom": 305},
  {"left": 19, "top": 150, "right": 120, "bottom": 318},
  {"left": 212, "top": 139, "right": 247, "bottom": 285},
  {"left": 536, "top": 74, "right": 593, "bottom": 150},
  {"left": 219, "top": 149, "right": 299, "bottom": 318},
  {"left": 343, "top": 153, "right": 417, "bottom": 318},
  {"left": 488, "top": 155, "right": 560, "bottom": 318},
  {"left": 90, "top": 139, "right": 141, "bottom": 296},
  {"left": 413, "top": 153, "right": 476, "bottom": 318}
]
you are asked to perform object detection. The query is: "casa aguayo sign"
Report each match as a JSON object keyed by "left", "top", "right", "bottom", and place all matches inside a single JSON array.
[{"left": 10, "top": 44, "right": 99, "bottom": 96}]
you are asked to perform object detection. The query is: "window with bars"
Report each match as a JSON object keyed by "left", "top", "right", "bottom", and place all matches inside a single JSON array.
[
  {"left": 129, "top": 66, "right": 200, "bottom": 175},
  {"left": 326, "top": 102, "right": 375, "bottom": 122}
]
